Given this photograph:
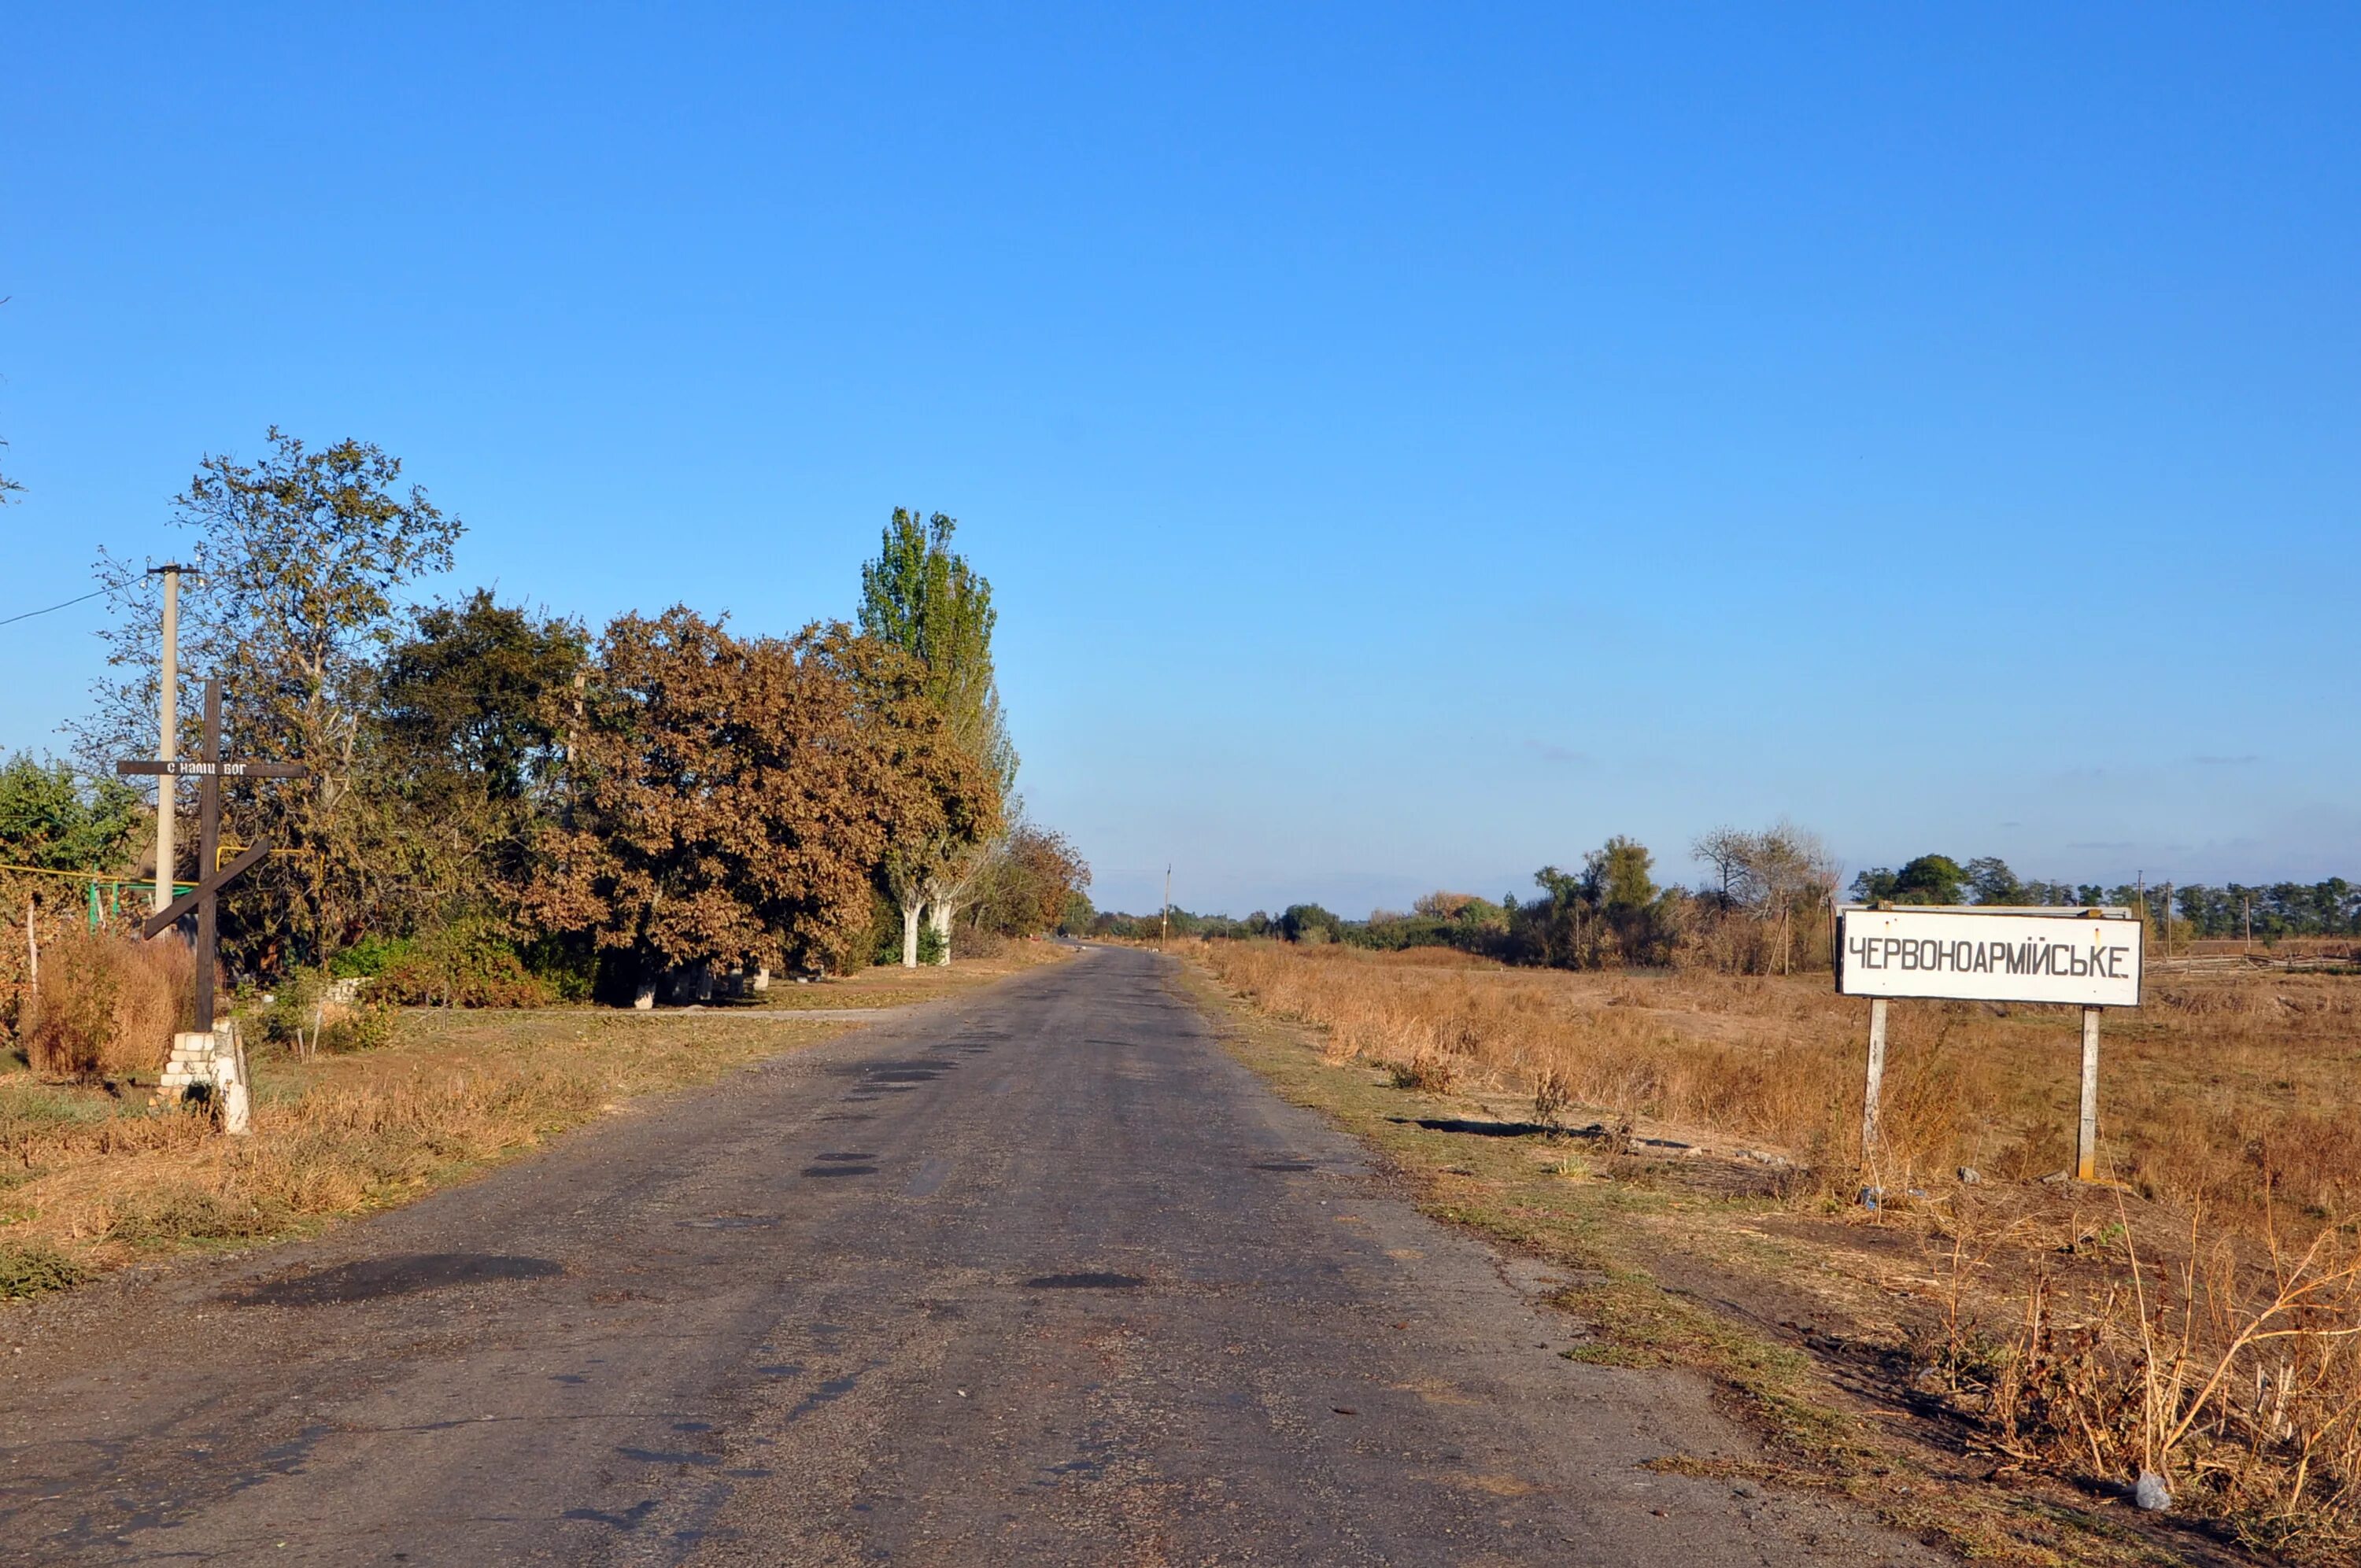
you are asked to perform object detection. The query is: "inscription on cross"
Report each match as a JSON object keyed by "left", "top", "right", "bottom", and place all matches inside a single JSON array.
[{"left": 116, "top": 677, "right": 308, "bottom": 1031}]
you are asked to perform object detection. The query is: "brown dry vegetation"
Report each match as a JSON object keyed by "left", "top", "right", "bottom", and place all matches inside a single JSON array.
[
  {"left": 22, "top": 932, "right": 194, "bottom": 1081},
  {"left": 1201, "top": 939, "right": 2361, "bottom": 1237},
  {"left": 1194, "top": 939, "right": 2361, "bottom": 1562}
]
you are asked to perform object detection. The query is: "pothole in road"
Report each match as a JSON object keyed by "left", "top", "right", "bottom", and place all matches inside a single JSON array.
[
  {"left": 827, "top": 1060, "right": 948, "bottom": 1081},
  {"left": 678, "top": 1214, "right": 780, "bottom": 1230},
  {"left": 800, "top": 1164, "right": 878, "bottom": 1178},
  {"left": 228, "top": 1253, "right": 564, "bottom": 1307},
  {"left": 1252, "top": 1160, "right": 1318, "bottom": 1172},
  {"left": 1023, "top": 1271, "right": 1146, "bottom": 1290}
]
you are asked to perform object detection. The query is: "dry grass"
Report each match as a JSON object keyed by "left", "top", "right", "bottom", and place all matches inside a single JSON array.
[
  {"left": 1192, "top": 938, "right": 2361, "bottom": 1562},
  {"left": 1199, "top": 939, "right": 2361, "bottom": 1239},
  {"left": 1913, "top": 1194, "right": 2361, "bottom": 1562}
]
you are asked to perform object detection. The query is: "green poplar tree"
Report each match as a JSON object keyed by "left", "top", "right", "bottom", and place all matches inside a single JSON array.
[{"left": 857, "top": 510, "right": 1015, "bottom": 964}]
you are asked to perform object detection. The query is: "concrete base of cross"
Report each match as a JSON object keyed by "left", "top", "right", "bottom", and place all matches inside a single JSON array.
[{"left": 151, "top": 1020, "right": 253, "bottom": 1134}]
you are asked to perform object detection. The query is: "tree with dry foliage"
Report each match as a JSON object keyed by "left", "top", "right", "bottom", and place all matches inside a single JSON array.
[
  {"left": 527, "top": 610, "right": 989, "bottom": 994},
  {"left": 964, "top": 817, "right": 1091, "bottom": 940}
]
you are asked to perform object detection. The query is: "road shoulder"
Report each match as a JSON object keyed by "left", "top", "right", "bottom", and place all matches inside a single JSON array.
[{"left": 1168, "top": 956, "right": 2242, "bottom": 1568}]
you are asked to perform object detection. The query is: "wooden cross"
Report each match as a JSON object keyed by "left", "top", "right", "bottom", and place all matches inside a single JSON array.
[{"left": 116, "top": 678, "right": 308, "bottom": 1031}]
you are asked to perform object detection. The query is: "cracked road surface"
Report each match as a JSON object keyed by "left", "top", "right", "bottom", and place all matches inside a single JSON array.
[{"left": 1, "top": 946, "right": 1931, "bottom": 1565}]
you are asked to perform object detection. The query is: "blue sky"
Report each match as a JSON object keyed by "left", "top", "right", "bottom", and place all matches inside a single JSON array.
[{"left": 4, "top": 5, "right": 2355, "bottom": 917}]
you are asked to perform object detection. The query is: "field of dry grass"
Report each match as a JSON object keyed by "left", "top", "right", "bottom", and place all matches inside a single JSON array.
[
  {"left": 1201, "top": 939, "right": 2361, "bottom": 1236},
  {"left": 0, "top": 943, "right": 1068, "bottom": 1301},
  {"left": 1190, "top": 939, "right": 2361, "bottom": 1563}
]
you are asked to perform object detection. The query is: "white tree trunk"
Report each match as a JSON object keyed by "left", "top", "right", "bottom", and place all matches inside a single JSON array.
[
  {"left": 929, "top": 899, "right": 953, "bottom": 965},
  {"left": 901, "top": 900, "right": 923, "bottom": 968}
]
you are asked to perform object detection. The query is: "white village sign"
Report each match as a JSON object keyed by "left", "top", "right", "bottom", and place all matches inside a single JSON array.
[{"left": 1837, "top": 906, "right": 2144, "bottom": 1186}]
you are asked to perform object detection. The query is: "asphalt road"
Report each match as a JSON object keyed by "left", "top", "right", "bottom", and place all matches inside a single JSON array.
[{"left": 1, "top": 946, "right": 1930, "bottom": 1566}]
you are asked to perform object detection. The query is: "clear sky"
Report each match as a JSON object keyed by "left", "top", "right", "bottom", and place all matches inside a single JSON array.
[{"left": 4, "top": 5, "right": 2355, "bottom": 917}]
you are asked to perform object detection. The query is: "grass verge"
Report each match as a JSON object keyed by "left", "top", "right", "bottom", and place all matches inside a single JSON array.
[{"left": 1171, "top": 957, "right": 2256, "bottom": 1568}]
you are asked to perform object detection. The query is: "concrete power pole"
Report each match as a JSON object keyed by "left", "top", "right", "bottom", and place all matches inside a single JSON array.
[
  {"left": 1160, "top": 865, "right": 1172, "bottom": 950},
  {"left": 150, "top": 564, "right": 190, "bottom": 916}
]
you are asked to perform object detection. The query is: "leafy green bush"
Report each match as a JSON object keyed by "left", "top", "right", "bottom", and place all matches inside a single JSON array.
[
  {"left": 867, "top": 905, "right": 946, "bottom": 966},
  {"left": 260, "top": 967, "right": 397, "bottom": 1056},
  {"left": 328, "top": 934, "right": 413, "bottom": 979},
  {"left": 371, "top": 917, "right": 552, "bottom": 1007},
  {"left": 263, "top": 966, "right": 331, "bottom": 1053},
  {"left": 515, "top": 933, "right": 597, "bottom": 1003}
]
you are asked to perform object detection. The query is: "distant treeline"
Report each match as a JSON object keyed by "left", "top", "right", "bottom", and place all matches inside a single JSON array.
[
  {"left": 1849, "top": 854, "right": 2361, "bottom": 939},
  {"left": 1099, "top": 828, "right": 1836, "bottom": 973},
  {"left": 1093, "top": 835, "right": 2361, "bottom": 973}
]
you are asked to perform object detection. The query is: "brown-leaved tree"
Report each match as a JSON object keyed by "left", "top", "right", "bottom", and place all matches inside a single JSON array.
[{"left": 528, "top": 609, "right": 991, "bottom": 997}]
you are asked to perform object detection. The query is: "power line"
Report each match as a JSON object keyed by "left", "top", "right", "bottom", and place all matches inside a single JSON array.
[{"left": 0, "top": 587, "right": 106, "bottom": 628}]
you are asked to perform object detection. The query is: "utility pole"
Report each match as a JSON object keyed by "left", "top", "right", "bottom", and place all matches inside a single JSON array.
[
  {"left": 1159, "top": 864, "right": 1171, "bottom": 950},
  {"left": 148, "top": 564, "right": 190, "bottom": 917}
]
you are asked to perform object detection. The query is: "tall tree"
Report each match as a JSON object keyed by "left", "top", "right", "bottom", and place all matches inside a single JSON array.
[
  {"left": 1855, "top": 854, "right": 1966, "bottom": 906},
  {"left": 81, "top": 428, "right": 462, "bottom": 968},
  {"left": 375, "top": 592, "right": 587, "bottom": 925},
  {"left": 1892, "top": 854, "right": 1967, "bottom": 905},
  {"left": 1964, "top": 855, "right": 2024, "bottom": 906},
  {"left": 856, "top": 508, "right": 1016, "bottom": 960}
]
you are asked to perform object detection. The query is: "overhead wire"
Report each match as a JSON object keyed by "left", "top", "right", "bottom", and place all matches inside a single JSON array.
[{"left": 0, "top": 587, "right": 107, "bottom": 627}]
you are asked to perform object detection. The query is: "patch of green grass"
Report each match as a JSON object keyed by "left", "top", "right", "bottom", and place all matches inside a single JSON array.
[
  {"left": 0, "top": 1080, "right": 118, "bottom": 1127},
  {"left": 104, "top": 1187, "right": 291, "bottom": 1252},
  {"left": 0, "top": 1237, "right": 91, "bottom": 1299}
]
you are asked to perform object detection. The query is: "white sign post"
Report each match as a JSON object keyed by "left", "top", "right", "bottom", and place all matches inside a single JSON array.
[{"left": 1838, "top": 906, "right": 2143, "bottom": 1186}]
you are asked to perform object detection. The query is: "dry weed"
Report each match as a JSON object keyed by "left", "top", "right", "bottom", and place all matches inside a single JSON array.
[
  {"left": 23, "top": 932, "right": 194, "bottom": 1081},
  {"left": 1199, "top": 939, "right": 2361, "bottom": 1242}
]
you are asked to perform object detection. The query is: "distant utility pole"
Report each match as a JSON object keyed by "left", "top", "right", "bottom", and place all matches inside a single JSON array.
[
  {"left": 1160, "top": 864, "right": 1172, "bottom": 950},
  {"left": 148, "top": 564, "right": 190, "bottom": 916}
]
